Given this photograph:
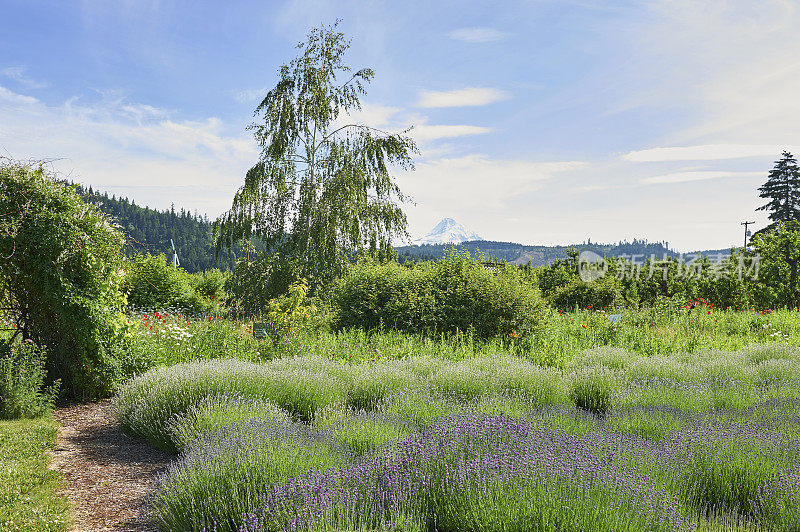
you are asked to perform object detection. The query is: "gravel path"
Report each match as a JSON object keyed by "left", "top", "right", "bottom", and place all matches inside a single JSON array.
[{"left": 49, "top": 399, "right": 173, "bottom": 531}]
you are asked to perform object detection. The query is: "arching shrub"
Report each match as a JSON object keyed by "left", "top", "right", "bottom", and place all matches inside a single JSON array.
[{"left": 0, "top": 160, "right": 129, "bottom": 398}]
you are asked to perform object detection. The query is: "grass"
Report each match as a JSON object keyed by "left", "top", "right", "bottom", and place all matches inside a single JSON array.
[
  {"left": 121, "top": 306, "right": 800, "bottom": 375},
  {"left": 0, "top": 417, "right": 70, "bottom": 531}
]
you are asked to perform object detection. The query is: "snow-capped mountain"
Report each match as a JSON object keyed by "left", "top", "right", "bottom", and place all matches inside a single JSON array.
[{"left": 413, "top": 218, "right": 484, "bottom": 245}]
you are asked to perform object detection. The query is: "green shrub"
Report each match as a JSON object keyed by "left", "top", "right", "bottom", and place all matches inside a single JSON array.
[
  {"left": 225, "top": 253, "right": 300, "bottom": 316},
  {"left": 323, "top": 413, "right": 412, "bottom": 456},
  {"left": 0, "top": 160, "right": 129, "bottom": 398},
  {"left": 332, "top": 251, "right": 546, "bottom": 339},
  {"left": 122, "top": 253, "right": 209, "bottom": 313},
  {"left": 346, "top": 363, "right": 419, "bottom": 411},
  {"left": 551, "top": 278, "right": 622, "bottom": 311},
  {"left": 569, "top": 370, "right": 614, "bottom": 417},
  {"left": 114, "top": 358, "right": 349, "bottom": 451},
  {"left": 0, "top": 340, "right": 60, "bottom": 419},
  {"left": 380, "top": 386, "right": 462, "bottom": 427},
  {"left": 607, "top": 407, "right": 687, "bottom": 441},
  {"left": 189, "top": 268, "right": 228, "bottom": 302}
]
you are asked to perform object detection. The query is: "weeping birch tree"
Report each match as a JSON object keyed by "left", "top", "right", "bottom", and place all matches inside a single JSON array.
[{"left": 215, "top": 22, "right": 416, "bottom": 294}]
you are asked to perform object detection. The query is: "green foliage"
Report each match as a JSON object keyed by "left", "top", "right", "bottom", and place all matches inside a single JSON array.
[
  {"left": 190, "top": 268, "right": 228, "bottom": 302},
  {"left": 0, "top": 417, "right": 71, "bottom": 531},
  {"left": 569, "top": 370, "right": 614, "bottom": 416},
  {"left": 215, "top": 21, "right": 416, "bottom": 292},
  {"left": 0, "top": 340, "right": 60, "bottom": 419},
  {"left": 750, "top": 221, "right": 800, "bottom": 309},
  {"left": 76, "top": 184, "right": 246, "bottom": 273},
  {"left": 551, "top": 278, "right": 622, "bottom": 311},
  {"left": 265, "top": 278, "right": 317, "bottom": 328},
  {"left": 125, "top": 312, "right": 262, "bottom": 370},
  {"left": 224, "top": 253, "right": 299, "bottom": 316},
  {"left": 0, "top": 159, "right": 129, "bottom": 398},
  {"left": 332, "top": 251, "right": 546, "bottom": 339},
  {"left": 122, "top": 253, "right": 210, "bottom": 313}
]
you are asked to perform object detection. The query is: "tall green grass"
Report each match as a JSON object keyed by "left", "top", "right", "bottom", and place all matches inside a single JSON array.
[
  {"left": 123, "top": 308, "right": 800, "bottom": 377},
  {"left": 0, "top": 417, "right": 71, "bottom": 531}
]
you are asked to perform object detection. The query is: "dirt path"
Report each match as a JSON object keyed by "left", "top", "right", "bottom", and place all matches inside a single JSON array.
[{"left": 49, "top": 399, "right": 173, "bottom": 531}]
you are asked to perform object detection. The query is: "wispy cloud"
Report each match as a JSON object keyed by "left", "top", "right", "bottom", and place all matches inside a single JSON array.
[
  {"left": 447, "top": 27, "right": 508, "bottom": 43},
  {"left": 1, "top": 66, "right": 46, "bottom": 89},
  {"left": 336, "top": 103, "right": 491, "bottom": 142},
  {"left": 411, "top": 125, "right": 491, "bottom": 141},
  {"left": 0, "top": 85, "right": 257, "bottom": 216},
  {"left": 400, "top": 155, "right": 586, "bottom": 211},
  {"left": 233, "top": 87, "right": 268, "bottom": 103},
  {"left": 623, "top": 144, "right": 799, "bottom": 162},
  {"left": 335, "top": 103, "right": 401, "bottom": 129},
  {"left": 0, "top": 85, "right": 39, "bottom": 106},
  {"left": 640, "top": 170, "right": 761, "bottom": 185},
  {"left": 622, "top": 0, "right": 800, "bottom": 145},
  {"left": 416, "top": 87, "right": 508, "bottom": 108}
]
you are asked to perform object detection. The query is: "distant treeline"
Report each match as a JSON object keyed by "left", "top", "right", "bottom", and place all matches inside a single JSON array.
[
  {"left": 396, "top": 240, "right": 733, "bottom": 267},
  {"left": 73, "top": 184, "right": 733, "bottom": 273}
]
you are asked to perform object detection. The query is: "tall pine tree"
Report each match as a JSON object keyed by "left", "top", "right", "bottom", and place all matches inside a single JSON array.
[{"left": 757, "top": 151, "right": 800, "bottom": 230}]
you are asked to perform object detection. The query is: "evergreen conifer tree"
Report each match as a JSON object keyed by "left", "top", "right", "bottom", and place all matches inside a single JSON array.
[{"left": 757, "top": 151, "right": 800, "bottom": 229}]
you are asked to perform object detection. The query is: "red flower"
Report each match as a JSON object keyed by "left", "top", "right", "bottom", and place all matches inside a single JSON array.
[{"left": 582, "top": 324, "right": 587, "bottom": 329}]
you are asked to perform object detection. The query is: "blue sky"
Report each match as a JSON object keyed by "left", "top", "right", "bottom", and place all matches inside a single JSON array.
[{"left": 2, "top": 0, "right": 799, "bottom": 251}]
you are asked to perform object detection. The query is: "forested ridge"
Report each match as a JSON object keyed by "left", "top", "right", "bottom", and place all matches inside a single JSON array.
[
  {"left": 396, "top": 240, "right": 733, "bottom": 266},
  {"left": 74, "top": 185, "right": 241, "bottom": 273}
]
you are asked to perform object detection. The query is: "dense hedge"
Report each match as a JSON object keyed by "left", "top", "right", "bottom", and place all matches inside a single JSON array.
[
  {"left": 331, "top": 251, "right": 546, "bottom": 339},
  {"left": 122, "top": 253, "right": 211, "bottom": 314}
]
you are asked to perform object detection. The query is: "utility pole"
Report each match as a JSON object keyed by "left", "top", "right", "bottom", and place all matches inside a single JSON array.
[
  {"left": 741, "top": 221, "right": 755, "bottom": 313},
  {"left": 741, "top": 221, "right": 755, "bottom": 249}
]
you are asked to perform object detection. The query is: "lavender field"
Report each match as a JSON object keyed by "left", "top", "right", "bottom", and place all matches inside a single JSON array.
[{"left": 113, "top": 342, "right": 800, "bottom": 532}]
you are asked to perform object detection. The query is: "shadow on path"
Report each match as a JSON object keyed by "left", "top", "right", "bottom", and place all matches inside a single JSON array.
[{"left": 50, "top": 399, "right": 173, "bottom": 531}]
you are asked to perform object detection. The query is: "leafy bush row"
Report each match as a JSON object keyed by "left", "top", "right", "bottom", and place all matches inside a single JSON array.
[
  {"left": 122, "top": 253, "right": 227, "bottom": 314},
  {"left": 331, "top": 250, "right": 546, "bottom": 339}
]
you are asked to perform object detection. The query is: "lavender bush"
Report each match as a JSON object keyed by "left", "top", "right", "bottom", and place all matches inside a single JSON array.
[
  {"left": 153, "top": 418, "right": 350, "bottom": 532},
  {"left": 167, "top": 394, "right": 289, "bottom": 453},
  {"left": 240, "top": 413, "right": 693, "bottom": 532}
]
